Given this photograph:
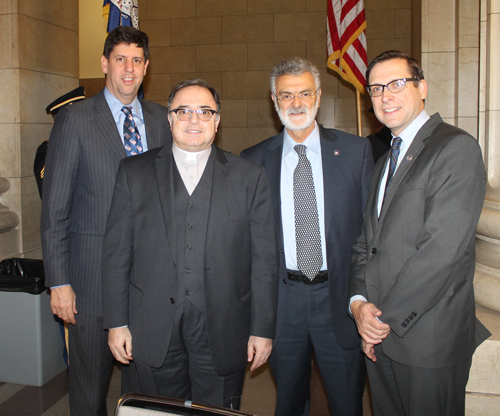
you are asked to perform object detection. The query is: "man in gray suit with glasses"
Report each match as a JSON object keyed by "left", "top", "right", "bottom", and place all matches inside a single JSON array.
[{"left": 41, "top": 26, "right": 171, "bottom": 416}]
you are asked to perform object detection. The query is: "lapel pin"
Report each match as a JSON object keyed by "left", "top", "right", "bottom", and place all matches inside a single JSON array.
[
  {"left": 334, "top": 150, "right": 340, "bottom": 156},
  {"left": 406, "top": 154, "right": 413, "bottom": 162}
]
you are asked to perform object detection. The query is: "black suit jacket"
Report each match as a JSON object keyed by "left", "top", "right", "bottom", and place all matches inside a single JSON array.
[
  {"left": 349, "top": 113, "right": 491, "bottom": 368},
  {"left": 41, "top": 90, "right": 171, "bottom": 316},
  {"left": 241, "top": 125, "right": 374, "bottom": 350},
  {"left": 102, "top": 145, "right": 279, "bottom": 375}
]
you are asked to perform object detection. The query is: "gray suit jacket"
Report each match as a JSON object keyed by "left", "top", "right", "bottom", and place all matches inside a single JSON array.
[
  {"left": 41, "top": 90, "right": 171, "bottom": 316},
  {"left": 241, "top": 125, "right": 374, "bottom": 350},
  {"left": 349, "top": 113, "right": 491, "bottom": 368},
  {"left": 101, "top": 145, "right": 279, "bottom": 375}
]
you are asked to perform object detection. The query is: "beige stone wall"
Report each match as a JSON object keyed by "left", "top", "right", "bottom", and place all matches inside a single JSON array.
[
  {"left": 138, "top": 0, "right": 413, "bottom": 156},
  {"left": 0, "top": 0, "right": 79, "bottom": 259}
]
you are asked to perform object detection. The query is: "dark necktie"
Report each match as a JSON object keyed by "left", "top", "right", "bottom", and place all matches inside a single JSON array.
[
  {"left": 293, "top": 144, "right": 323, "bottom": 280},
  {"left": 121, "top": 106, "right": 143, "bottom": 156},
  {"left": 383, "top": 137, "right": 402, "bottom": 200}
]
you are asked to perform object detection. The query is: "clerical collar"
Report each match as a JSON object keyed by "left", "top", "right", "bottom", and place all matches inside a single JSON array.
[{"left": 172, "top": 144, "right": 212, "bottom": 165}]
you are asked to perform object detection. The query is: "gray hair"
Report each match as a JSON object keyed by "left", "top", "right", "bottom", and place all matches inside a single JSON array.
[{"left": 270, "top": 57, "right": 321, "bottom": 94}]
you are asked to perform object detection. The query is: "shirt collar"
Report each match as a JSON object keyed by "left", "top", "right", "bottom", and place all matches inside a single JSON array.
[
  {"left": 396, "top": 109, "right": 430, "bottom": 147},
  {"left": 172, "top": 144, "right": 212, "bottom": 164},
  {"left": 104, "top": 87, "right": 143, "bottom": 123},
  {"left": 283, "top": 121, "right": 321, "bottom": 160}
]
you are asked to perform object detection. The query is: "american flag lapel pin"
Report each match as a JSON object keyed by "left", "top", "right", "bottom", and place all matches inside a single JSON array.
[{"left": 334, "top": 150, "right": 340, "bottom": 156}]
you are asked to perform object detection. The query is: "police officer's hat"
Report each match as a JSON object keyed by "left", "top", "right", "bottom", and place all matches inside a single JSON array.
[{"left": 46, "top": 86, "right": 85, "bottom": 115}]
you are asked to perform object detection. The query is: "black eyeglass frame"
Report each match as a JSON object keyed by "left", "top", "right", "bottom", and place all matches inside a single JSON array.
[
  {"left": 366, "top": 78, "right": 419, "bottom": 97},
  {"left": 169, "top": 108, "right": 219, "bottom": 121}
]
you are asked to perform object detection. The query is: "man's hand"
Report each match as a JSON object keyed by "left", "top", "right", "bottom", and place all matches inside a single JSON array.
[
  {"left": 108, "top": 327, "right": 133, "bottom": 364},
  {"left": 50, "top": 285, "right": 77, "bottom": 325},
  {"left": 247, "top": 336, "right": 272, "bottom": 371},
  {"left": 362, "top": 340, "right": 377, "bottom": 362},
  {"left": 351, "top": 300, "right": 391, "bottom": 344}
]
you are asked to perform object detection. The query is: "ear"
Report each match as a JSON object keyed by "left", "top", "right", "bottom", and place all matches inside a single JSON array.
[
  {"left": 168, "top": 113, "right": 173, "bottom": 129},
  {"left": 214, "top": 114, "right": 220, "bottom": 132},
  {"left": 271, "top": 93, "right": 277, "bottom": 105},
  {"left": 316, "top": 88, "right": 322, "bottom": 106},
  {"left": 101, "top": 55, "right": 109, "bottom": 75},
  {"left": 419, "top": 79, "right": 428, "bottom": 100},
  {"left": 143, "top": 59, "right": 149, "bottom": 75}
]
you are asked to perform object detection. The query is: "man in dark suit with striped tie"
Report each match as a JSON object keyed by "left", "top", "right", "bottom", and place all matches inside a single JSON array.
[{"left": 41, "top": 26, "right": 171, "bottom": 416}]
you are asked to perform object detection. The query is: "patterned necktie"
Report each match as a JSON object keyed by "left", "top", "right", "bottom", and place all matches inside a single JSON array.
[
  {"left": 121, "top": 106, "right": 143, "bottom": 156},
  {"left": 293, "top": 144, "right": 323, "bottom": 280},
  {"left": 383, "top": 137, "right": 402, "bottom": 200}
]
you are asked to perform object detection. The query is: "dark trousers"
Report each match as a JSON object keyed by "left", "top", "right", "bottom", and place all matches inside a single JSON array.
[
  {"left": 68, "top": 313, "right": 114, "bottom": 416},
  {"left": 135, "top": 300, "right": 246, "bottom": 410},
  {"left": 269, "top": 281, "right": 365, "bottom": 416},
  {"left": 367, "top": 344, "right": 472, "bottom": 416}
]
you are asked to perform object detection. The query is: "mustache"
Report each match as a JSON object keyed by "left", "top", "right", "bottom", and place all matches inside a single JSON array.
[{"left": 286, "top": 106, "right": 308, "bottom": 116}]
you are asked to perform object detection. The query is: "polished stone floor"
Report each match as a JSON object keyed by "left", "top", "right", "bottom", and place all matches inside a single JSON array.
[{"left": 0, "top": 361, "right": 373, "bottom": 415}]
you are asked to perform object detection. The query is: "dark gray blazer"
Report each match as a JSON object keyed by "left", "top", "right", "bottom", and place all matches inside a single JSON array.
[
  {"left": 41, "top": 90, "right": 171, "bottom": 316},
  {"left": 101, "top": 145, "right": 279, "bottom": 375},
  {"left": 349, "top": 113, "right": 491, "bottom": 368},
  {"left": 241, "top": 125, "right": 374, "bottom": 350}
]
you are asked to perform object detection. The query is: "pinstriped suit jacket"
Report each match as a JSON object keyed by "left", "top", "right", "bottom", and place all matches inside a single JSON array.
[{"left": 41, "top": 90, "right": 171, "bottom": 316}]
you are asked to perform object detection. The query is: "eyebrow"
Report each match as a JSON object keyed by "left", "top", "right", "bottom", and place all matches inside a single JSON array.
[
  {"left": 176, "top": 104, "right": 215, "bottom": 109},
  {"left": 278, "top": 88, "right": 314, "bottom": 94}
]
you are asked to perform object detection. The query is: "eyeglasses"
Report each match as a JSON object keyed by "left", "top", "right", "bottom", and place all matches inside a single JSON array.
[
  {"left": 273, "top": 88, "right": 319, "bottom": 103},
  {"left": 366, "top": 78, "right": 419, "bottom": 97},
  {"left": 169, "top": 108, "right": 219, "bottom": 122}
]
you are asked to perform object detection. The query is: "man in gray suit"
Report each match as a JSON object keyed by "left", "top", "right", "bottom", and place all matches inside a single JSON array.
[
  {"left": 241, "top": 57, "right": 373, "bottom": 416},
  {"left": 41, "top": 26, "right": 171, "bottom": 416},
  {"left": 349, "top": 50, "right": 491, "bottom": 416},
  {"left": 102, "top": 79, "right": 278, "bottom": 410}
]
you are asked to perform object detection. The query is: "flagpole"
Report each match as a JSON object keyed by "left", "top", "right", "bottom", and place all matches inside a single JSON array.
[{"left": 356, "top": 89, "right": 363, "bottom": 136}]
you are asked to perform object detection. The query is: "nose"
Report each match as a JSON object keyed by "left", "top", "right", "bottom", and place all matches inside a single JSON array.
[
  {"left": 291, "top": 95, "right": 302, "bottom": 106},
  {"left": 188, "top": 111, "right": 200, "bottom": 123},
  {"left": 380, "top": 86, "right": 393, "bottom": 102},
  {"left": 124, "top": 58, "right": 134, "bottom": 72}
]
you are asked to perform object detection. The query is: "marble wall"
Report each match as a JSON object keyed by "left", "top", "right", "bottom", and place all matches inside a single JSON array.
[
  {"left": 111, "top": 0, "right": 414, "bottom": 155},
  {"left": 0, "top": 0, "right": 79, "bottom": 259}
]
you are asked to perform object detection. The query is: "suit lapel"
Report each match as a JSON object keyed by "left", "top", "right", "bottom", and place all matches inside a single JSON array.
[
  {"left": 319, "top": 129, "right": 340, "bottom": 234},
  {"left": 377, "top": 114, "right": 441, "bottom": 224},
  {"left": 263, "top": 134, "right": 284, "bottom": 243},
  {"left": 155, "top": 145, "right": 177, "bottom": 265},
  {"left": 92, "top": 91, "right": 127, "bottom": 159},
  {"left": 205, "top": 146, "right": 229, "bottom": 252},
  {"left": 140, "top": 99, "right": 163, "bottom": 149}
]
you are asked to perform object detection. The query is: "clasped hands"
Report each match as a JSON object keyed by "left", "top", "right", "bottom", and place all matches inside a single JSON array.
[{"left": 351, "top": 300, "right": 391, "bottom": 362}]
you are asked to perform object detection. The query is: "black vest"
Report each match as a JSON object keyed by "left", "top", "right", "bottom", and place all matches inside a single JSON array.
[{"left": 173, "top": 153, "right": 214, "bottom": 313}]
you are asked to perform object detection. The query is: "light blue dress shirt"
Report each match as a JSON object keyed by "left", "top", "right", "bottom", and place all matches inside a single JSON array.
[
  {"left": 104, "top": 87, "right": 148, "bottom": 151},
  {"left": 281, "top": 122, "right": 327, "bottom": 272}
]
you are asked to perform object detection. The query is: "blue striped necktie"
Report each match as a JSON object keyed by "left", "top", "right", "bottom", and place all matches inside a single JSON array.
[{"left": 121, "top": 106, "right": 143, "bottom": 156}]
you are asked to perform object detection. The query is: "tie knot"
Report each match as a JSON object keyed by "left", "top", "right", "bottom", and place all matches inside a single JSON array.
[
  {"left": 294, "top": 144, "right": 307, "bottom": 157},
  {"left": 121, "top": 106, "right": 133, "bottom": 116},
  {"left": 391, "top": 137, "right": 402, "bottom": 149}
]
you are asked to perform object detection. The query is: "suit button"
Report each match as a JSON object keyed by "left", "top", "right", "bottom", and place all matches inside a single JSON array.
[
  {"left": 283, "top": 279, "right": 287, "bottom": 284},
  {"left": 402, "top": 323, "right": 407, "bottom": 328},
  {"left": 187, "top": 202, "right": 193, "bottom": 208},
  {"left": 371, "top": 248, "right": 377, "bottom": 254},
  {"left": 185, "top": 268, "right": 191, "bottom": 274},
  {"left": 185, "top": 291, "right": 191, "bottom": 296},
  {"left": 170, "top": 298, "right": 175, "bottom": 304},
  {"left": 411, "top": 312, "right": 417, "bottom": 317},
  {"left": 186, "top": 245, "right": 192, "bottom": 250},
  {"left": 187, "top": 223, "right": 193, "bottom": 229}
]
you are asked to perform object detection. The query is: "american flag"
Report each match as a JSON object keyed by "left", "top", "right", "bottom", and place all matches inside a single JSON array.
[{"left": 327, "top": 0, "right": 368, "bottom": 94}]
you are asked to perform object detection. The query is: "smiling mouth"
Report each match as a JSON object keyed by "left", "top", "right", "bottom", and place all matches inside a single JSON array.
[{"left": 384, "top": 108, "right": 399, "bottom": 113}]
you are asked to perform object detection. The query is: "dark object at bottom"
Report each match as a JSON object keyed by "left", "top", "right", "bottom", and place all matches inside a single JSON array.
[{"left": 0, "top": 258, "right": 46, "bottom": 294}]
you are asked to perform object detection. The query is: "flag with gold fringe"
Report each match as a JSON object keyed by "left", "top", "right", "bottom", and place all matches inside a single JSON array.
[
  {"left": 103, "top": 0, "right": 139, "bottom": 33},
  {"left": 327, "top": 0, "right": 368, "bottom": 94}
]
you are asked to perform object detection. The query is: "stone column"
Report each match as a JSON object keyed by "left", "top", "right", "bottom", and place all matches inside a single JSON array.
[{"left": 0, "top": 1, "right": 79, "bottom": 260}]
